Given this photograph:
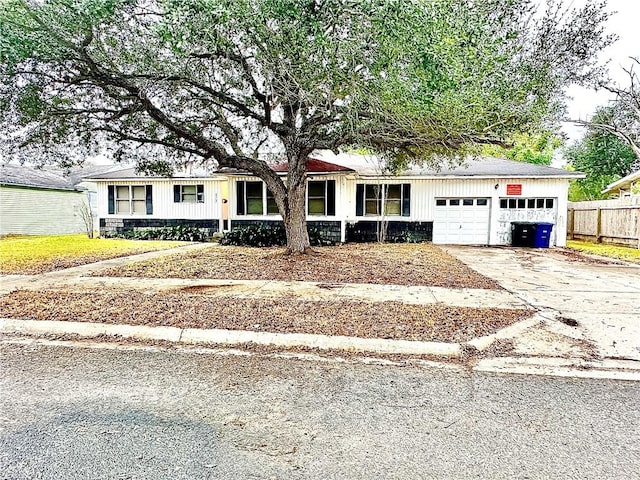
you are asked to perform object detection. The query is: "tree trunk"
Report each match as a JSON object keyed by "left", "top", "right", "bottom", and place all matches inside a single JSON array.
[{"left": 283, "top": 174, "right": 311, "bottom": 254}]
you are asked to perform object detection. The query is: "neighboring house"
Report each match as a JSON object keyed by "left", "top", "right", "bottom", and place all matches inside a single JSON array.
[
  {"left": 602, "top": 170, "right": 640, "bottom": 204},
  {"left": 88, "top": 152, "right": 583, "bottom": 246},
  {"left": 0, "top": 165, "right": 88, "bottom": 235}
]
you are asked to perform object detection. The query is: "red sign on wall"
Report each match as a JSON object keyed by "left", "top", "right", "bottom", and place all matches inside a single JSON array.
[{"left": 506, "top": 184, "right": 522, "bottom": 196}]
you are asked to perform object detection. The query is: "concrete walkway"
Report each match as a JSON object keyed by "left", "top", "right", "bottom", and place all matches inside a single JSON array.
[{"left": 2, "top": 243, "right": 640, "bottom": 380}]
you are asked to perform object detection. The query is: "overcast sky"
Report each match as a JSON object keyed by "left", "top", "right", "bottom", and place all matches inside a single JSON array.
[{"left": 562, "top": 0, "right": 640, "bottom": 143}]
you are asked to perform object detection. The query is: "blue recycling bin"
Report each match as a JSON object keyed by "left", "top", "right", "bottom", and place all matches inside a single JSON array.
[{"left": 533, "top": 222, "right": 554, "bottom": 248}]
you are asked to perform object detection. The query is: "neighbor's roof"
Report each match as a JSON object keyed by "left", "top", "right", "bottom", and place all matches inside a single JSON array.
[
  {"left": 602, "top": 169, "right": 640, "bottom": 194},
  {"left": 313, "top": 151, "right": 585, "bottom": 179},
  {"left": 0, "top": 164, "right": 78, "bottom": 191}
]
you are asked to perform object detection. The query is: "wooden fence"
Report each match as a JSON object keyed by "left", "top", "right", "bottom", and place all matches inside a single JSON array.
[{"left": 568, "top": 200, "right": 640, "bottom": 248}]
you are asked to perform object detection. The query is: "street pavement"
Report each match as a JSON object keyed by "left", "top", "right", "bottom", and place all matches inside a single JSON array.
[{"left": 1, "top": 342, "right": 639, "bottom": 480}]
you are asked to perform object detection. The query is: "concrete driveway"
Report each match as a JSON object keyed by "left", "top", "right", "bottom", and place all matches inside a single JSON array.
[{"left": 444, "top": 246, "right": 640, "bottom": 361}]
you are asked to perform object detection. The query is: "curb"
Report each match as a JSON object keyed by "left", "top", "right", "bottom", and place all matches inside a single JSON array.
[
  {"left": 0, "top": 318, "right": 461, "bottom": 357},
  {"left": 474, "top": 356, "right": 640, "bottom": 382}
]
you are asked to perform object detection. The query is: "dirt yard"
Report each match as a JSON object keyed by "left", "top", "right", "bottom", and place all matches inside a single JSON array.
[
  {"left": 0, "top": 288, "right": 532, "bottom": 343},
  {"left": 97, "top": 243, "right": 501, "bottom": 289}
]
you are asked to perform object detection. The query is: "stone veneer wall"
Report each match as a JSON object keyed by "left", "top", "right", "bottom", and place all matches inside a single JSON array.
[
  {"left": 345, "top": 221, "right": 433, "bottom": 243},
  {"left": 100, "top": 218, "right": 220, "bottom": 238}
]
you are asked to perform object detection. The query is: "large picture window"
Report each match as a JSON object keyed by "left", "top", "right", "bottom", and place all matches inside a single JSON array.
[
  {"left": 307, "top": 180, "right": 336, "bottom": 216},
  {"left": 356, "top": 183, "right": 410, "bottom": 217},
  {"left": 174, "top": 184, "right": 204, "bottom": 203},
  {"left": 108, "top": 185, "right": 152, "bottom": 215},
  {"left": 236, "top": 181, "right": 278, "bottom": 215}
]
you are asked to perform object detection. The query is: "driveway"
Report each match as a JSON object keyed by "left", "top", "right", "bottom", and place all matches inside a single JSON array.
[{"left": 444, "top": 246, "right": 640, "bottom": 361}]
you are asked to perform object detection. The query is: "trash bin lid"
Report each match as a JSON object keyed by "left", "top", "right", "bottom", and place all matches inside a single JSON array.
[{"left": 536, "top": 222, "right": 554, "bottom": 227}]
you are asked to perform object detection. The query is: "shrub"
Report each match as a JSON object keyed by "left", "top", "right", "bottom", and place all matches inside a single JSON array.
[
  {"left": 220, "top": 224, "right": 286, "bottom": 247},
  {"left": 221, "top": 224, "right": 334, "bottom": 247},
  {"left": 106, "top": 225, "right": 207, "bottom": 242}
]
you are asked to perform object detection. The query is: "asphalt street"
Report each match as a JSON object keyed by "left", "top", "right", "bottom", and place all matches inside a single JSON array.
[{"left": 1, "top": 340, "right": 639, "bottom": 480}]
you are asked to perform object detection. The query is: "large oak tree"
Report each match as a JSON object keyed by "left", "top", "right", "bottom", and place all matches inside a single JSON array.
[{"left": 1, "top": 0, "right": 612, "bottom": 252}]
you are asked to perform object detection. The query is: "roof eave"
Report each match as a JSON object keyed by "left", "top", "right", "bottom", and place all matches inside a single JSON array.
[
  {"left": 356, "top": 173, "right": 586, "bottom": 180},
  {"left": 602, "top": 171, "right": 640, "bottom": 194}
]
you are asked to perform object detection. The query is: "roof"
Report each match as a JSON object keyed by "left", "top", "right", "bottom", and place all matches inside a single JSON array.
[
  {"left": 82, "top": 151, "right": 584, "bottom": 181},
  {"left": 602, "top": 169, "right": 640, "bottom": 194},
  {"left": 312, "top": 151, "right": 585, "bottom": 179},
  {"left": 0, "top": 164, "right": 78, "bottom": 191},
  {"left": 271, "top": 157, "right": 355, "bottom": 173},
  {"left": 85, "top": 166, "right": 214, "bottom": 180}
]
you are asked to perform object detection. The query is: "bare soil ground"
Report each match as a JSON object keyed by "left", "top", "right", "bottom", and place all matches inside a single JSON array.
[
  {"left": 0, "top": 288, "right": 531, "bottom": 343},
  {"left": 97, "top": 243, "right": 501, "bottom": 289}
]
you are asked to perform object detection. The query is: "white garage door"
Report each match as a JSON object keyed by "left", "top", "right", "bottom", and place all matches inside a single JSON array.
[{"left": 433, "top": 198, "right": 491, "bottom": 245}]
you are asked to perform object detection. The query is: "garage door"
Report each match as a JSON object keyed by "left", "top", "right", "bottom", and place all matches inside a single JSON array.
[{"left": 433, "top": 198, "right": 491, "bottom": 245}]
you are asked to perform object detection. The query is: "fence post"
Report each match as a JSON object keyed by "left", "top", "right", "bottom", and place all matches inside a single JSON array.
[
  {"left": 568, "top": 208, "right": 575, "bottom": 240},
  {"left": 596, "top": 208, "right": 602, "bottom": 243}
]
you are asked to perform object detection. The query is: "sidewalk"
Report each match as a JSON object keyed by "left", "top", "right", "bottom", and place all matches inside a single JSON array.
[{"left": 2, "top": 243, "right": 639, "bottom": 380}]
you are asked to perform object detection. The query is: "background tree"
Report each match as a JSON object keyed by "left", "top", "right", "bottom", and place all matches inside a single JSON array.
[
  {"left": 0, "top": 0, "right": 613, "bottom": 252},
  {"left": 574, "top": 57, "right": 640, "bottom": 160},
  {"left": 564, "top": 107, "right": 638, "bottom": 201},
  {"left": 482, "top": 132, "right": 563, "bottom": 166}
]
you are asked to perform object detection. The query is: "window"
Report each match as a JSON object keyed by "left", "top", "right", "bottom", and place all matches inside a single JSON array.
[
  {"left": 437, "top": 198, "right": 489, "bottom": 207},
  {"left": 499, "top": 197, "right": 555, "bottom": 210},
  {"left": 108, "top": 185, "right": 152, "bottom": 215},
  {"left": 246, "top": 181, "right": 263, "bottom": 214},
  {"left": 385, "top": 185, "right": 402, "bottom": 215},
  {"left": 356, "top": 183, "right": 411, "bottom": 217},
  {"left": 174, "top": 185, "right": 204, "bottom": 203},
  {"left": 236, "top": 181, "right": 279, "bottom": 216},
  {"left": 307, "top": 180, "right": 335, "bottom": 216},
  {"left": 365, "top": 185, "right": 382, "bottom": 215},
  {"left": 266, "top": 188, "right": 279, "bottom": 215}
]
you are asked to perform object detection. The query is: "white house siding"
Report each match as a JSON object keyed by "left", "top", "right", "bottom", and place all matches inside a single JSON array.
[
  {"left": 95, "top": 178, "right": 224, "bottom": 236},
  {"left": 163, "top": 173, "right": 572, "bottom": 247},
  {"left": 0, "top": 185, "right": 87, "bottom": 235},
  {"left": 96, "top": 179, "right": 223, "bottom": 220},
  {"left": 341, "top": 177, "right": 570, "bottom": 246}
]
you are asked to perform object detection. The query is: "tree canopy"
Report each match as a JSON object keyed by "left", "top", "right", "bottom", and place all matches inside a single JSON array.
[
  {"left": 573, "top": 57, "right": 640, "bottom": 161},
  {"left": 481, "top": 132, "right": 563, "bottom": 166},
  {"left": 0, "top": 0, "right": 613, "bottom": 251},
  {"left": 564, "top": 107, "right": 638, "bottom": 201}
]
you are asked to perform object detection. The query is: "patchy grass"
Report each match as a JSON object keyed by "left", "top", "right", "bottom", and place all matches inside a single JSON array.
[
  {"left": 0, "top": 234, "right": 186, "bottom": 274},
  {"left": 98, "top": 242, "right": 501, "bottom": 289},
  {"left": 0, "top": 289, "right": 533, "bottom": 343},
  {"left": 566, "top": 240, "right": 640, "bottom": 264}
]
